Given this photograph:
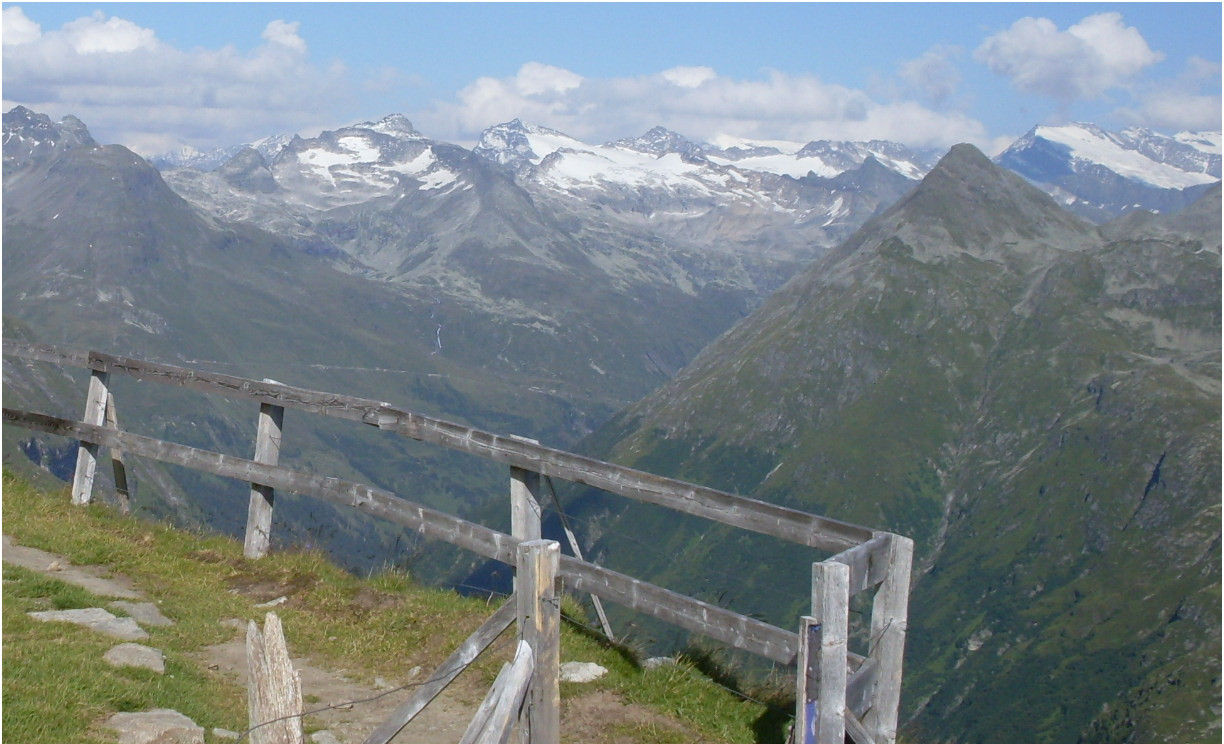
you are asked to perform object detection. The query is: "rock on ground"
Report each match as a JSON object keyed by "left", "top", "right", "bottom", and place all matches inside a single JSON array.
[
  {"left": 560, "top": 661, "right": 607, "bottom": 683},
  {"left": 110, "top": 600, "right": 176, "bottom": 627},
  {"left": 28, "top": 607, "right": 149, "bottom": 641},
  {"left": 103, "top": 709, "right": 204, "bottom": 744},
  {"left": 104, "top": 643, "right": 166, "bottom": 673}
]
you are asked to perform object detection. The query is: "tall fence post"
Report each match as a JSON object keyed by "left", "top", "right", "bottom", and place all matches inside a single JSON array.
[
  {"left": 510, "top": 437, "right": 542, "bottom": 543},
  {"left": 863, "top": 534, "right": 913, "bottom": 744},
  {"left": 244, "top": 396, "right": 285, "bottom": 559},
  {"left": 517, "top": 539, "right": 560, "bottom": 744},
  {"left": 103, "top": 400, "right": 132, "bottom": 513},
  {"left": 810, "top": 560, "right": 850, "bottom": 744},
  {"left": 795, "top": 616, "right": 821, "bottom": 744},
  {"left": 71, "top": 368, "right": 110, "bottom": 505}
]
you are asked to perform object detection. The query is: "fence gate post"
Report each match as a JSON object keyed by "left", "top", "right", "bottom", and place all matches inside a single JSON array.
[
  {"left": 863, "top": 534, "right": 913, "bottom": 744},
  {"left": 71, "top": 368, "right": 110, "bottom": 505},
  {"left": 517, "top": 539, "right": 560, "bottom": 744},
  {"left": 810, "top": 560, "right": 850, "bottom": 744},
  {"left": 244, "top": 397, "right": 285, "bottom": 559}
]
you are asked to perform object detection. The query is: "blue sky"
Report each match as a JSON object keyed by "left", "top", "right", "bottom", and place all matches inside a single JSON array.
[{"left": 3, "top": 3, "right": 1220, "bottom": 156}]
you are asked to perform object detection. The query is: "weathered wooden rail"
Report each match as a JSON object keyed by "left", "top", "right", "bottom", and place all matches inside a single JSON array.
[{"left": 2, "top": 340, "right": 912, "bottom": 744}]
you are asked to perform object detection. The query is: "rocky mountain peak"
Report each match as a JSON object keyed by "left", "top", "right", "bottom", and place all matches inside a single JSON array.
[
  {"left": 471, "top": 119, "right": 579, "bottom": 172},
  {"left": 216, "top": 147, "right": 278, "bottom": 193},
  {"left": 611, "top": 126, "right": 700, "bottom": 156},
  {"left": 3, "top": 106, "right": 98, "bottom": 175},
  {"left": 826, "top": 142, "right": 1097, "bottom": 274},
  {"left": 365, "top": 113, "right": 416, "bottom": 138}
]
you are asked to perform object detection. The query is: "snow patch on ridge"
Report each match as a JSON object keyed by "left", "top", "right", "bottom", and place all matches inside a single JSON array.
[{"left": 1036, "top": 124, "right": 1220, "bottom": 189}]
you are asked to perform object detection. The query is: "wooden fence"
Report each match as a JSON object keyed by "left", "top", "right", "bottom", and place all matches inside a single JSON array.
[{"left": 2, "top": 340, "right": 913, "bottom": 744}]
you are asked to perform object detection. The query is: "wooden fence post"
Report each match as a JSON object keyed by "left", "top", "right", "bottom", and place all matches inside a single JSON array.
[
  {"left": 510, "top": 437, "right": 542, "bottom": 543},
  {"left": 104, "top": 400, "right": 131, "bottom": 514},
  {"left": 245, "top": 395, "right": 285, "bottom": 560},
  {"left": 458, "top": 640, "right": 535, "bottom": 744},
  {"left": 517, "top": 539, "right": 560, "bottom": 744},
  {"left": 71, "top": 368, "right": 110, "bottom": 505},
  {"left": 247, "top": 612, "right": 303, "bottom": 744},
  {"left": 862, "top": 534, "right": 913, "bottom": 744},
  {"left": 795, "top": 616, "right": 821, "bottom": 744},
  {"left": 810, "top": 560, "right": 850, "bottom": 744}
]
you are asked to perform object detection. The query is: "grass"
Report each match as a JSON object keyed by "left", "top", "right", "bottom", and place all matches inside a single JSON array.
[{"left": 1, "top": 469, "right": 787, "bottom": 743}]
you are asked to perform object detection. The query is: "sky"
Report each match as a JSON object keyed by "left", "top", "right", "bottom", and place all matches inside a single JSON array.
[{"left": 2, "top": 2, "right": 1220, "bottom": 157}]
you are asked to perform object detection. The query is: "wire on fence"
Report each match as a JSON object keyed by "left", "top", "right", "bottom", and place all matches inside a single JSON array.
[{"left": 234, "top": 627, "right": 521, "bottom": 742}]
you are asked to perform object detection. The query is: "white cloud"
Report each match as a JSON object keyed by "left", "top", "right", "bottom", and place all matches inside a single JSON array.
[
  {"left": 2, "top": 6, "right": 42, "bottom": 46},
  {"left": 1125, "top": 90, "right": 1223, "bottom": 133},
  {"left": 514, "top": 61, "right": 583, "bottom": 96},
  {"left": 63, "top": 10, "right": 159, "bottom": 54},
  {"left": 898, "top": 45, "right": 962, "bottom": 105},
  {"left": 2, "top": 10, "right": 349, "bottom": 153},
  {"left": 1118, "top": 56, "right": 1223, "bottom": 132},
  {"left": 974, "top": 12, "right": 1163, "bottom": 103},
  {"left": 661, "top": 66, "right": 717, "bottom": 89},
  {"left": 418, "top": 63, "right": 989, "bottom": 150},
  {"left": 261, "top": 19, "right": 307, "bottom": 54}
]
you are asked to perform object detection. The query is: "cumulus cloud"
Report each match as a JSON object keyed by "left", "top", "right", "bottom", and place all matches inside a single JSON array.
[
  {"left": 418, "top": 62, "right": 989, "bottom": 150},
  {"left": 261, "top": 19, "right": 307, "bottom": 53},
  {"left": 63, "top": 11, "right": 159, "bottom": 54},
  {"left": 975, "top": 12, "right": 1163, "bottom": 103},
  {"left": 2, "top": 7, "right": 349, "bottom": 153},
  {"left": 898, "top": 45, "right": 962, "bottom": 105},
  {"left": 661, "top": 66, "right": 718, "bottom": 89},
  {"left": 1119, "top": 56, "right": 1223, "bottom": 132},
  {"left": 2, "top": 6, "right": 42, "bottom": 46}
]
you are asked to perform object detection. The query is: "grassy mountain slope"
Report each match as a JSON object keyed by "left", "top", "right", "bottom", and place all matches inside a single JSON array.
[
  {"left": 2, "top": 469, "right": 791, "bottom": 744},
  {"left": 563, "top": 147, "right": 1221, "bottom": 743}
]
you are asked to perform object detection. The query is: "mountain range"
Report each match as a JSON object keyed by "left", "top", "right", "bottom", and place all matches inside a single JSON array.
[
  {"left": 3, "top": 105, "right": 1220, "bottom": 744},
  {"left": 561, "top": 144, "right": 1220, "bottom": 744},
  {"left": 997, "top": 123, "right": 1220, "bottom": 221}
]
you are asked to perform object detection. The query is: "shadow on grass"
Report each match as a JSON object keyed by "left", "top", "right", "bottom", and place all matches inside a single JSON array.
[{"left": 678, "top": 645, "right": 797, "bottom": 744}]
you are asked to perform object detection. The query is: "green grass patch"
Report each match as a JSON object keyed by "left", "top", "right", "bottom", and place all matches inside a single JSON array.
[{"left": 3, "top": 469, "right": 781, "bottom": 743}]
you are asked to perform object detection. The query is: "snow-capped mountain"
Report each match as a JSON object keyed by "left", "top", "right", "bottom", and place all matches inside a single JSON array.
[
  {"left": 149, "top": 132, "right": 298, "bottom": 172},
  {"left": 995, "top": 123, "right": 1221, "bottom": 220},
  {"left": 701, "top": 134, "right": 937, "bottom": 179},
  {"left": 162, "top": 116, "right": 922, "bottom": 294},
  {"left": 473, "top": 119, "right": 935, "bottom": 182},
  {"left": 162, "top": 114, "right": 476, "bottom": 244},
  {"left": 470, "top": 119, "right": 922, "bottom": 265}
]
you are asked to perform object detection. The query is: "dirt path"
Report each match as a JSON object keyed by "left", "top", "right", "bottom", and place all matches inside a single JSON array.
[
  {"left": 196, "top": 632, "right": 477, "bottom": 743},
  {"left": 3, "top": 535, "right": 694, "bottom": 744}
]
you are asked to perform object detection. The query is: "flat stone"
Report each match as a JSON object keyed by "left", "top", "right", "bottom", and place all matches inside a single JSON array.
[
  {"left": 28, "top": 607, "right": 149, "bottom": 641},
  {"left": 311, "top": 731, "right": 343, "bottom": 744},
  {"left": 103, "top": 709, "right": 204, "bottom": 744},
  {"left": 110, "top": 600, "right": 175, "bottom": 627},
  {"left": 2, "top": 534, "right": 142, "bottom": 599},
  {"left": 212, "top": 729, "right": 240, "bottom": 740},
  {"left": 560, "top": 661, "right": 607, "bottom": 683},
  {"left": 104, "top": 643, "right": 165, "bottom": 673},
  {"left": 643, "top": 656, "right": 677, "bottom": 670}
]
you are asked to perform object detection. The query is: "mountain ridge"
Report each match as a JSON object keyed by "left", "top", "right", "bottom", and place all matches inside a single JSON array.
[{"left": 562, "top": 143, "right": 1220, "bottom": 744}]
